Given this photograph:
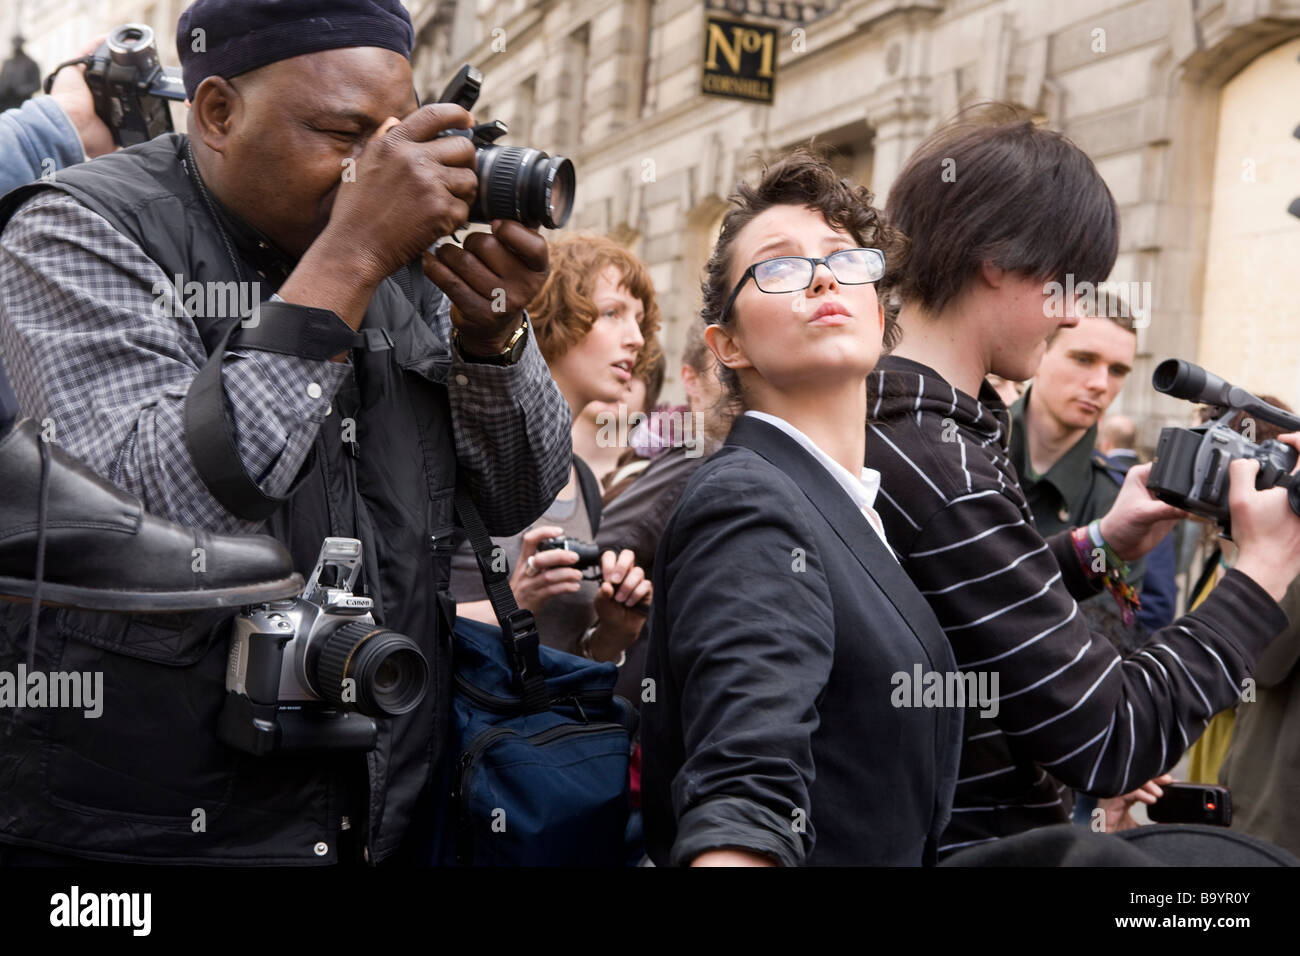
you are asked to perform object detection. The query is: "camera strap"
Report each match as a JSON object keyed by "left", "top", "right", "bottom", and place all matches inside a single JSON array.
[
  {"left": 183, "top": 305, "right": 380, "bottom": 522},
  {"left": 454, "top": 486, "right": 550, "bottom": 713}
]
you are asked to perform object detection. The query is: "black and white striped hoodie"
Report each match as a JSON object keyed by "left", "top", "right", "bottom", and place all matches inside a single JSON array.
[{"left": 866, "top": 355, "right": 1287, "bottom": 856}]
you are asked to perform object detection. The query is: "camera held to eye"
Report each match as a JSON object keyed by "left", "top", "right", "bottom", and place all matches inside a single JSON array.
[
  {"left": 435, "top": 64, "right": 575, "bottom": 230},
  {"left": 43, "top": 23, "right": 186, "bottom": 147},
  {"left": 217, "top": 537, "right": 430, "bottom": 755},
  {"left": 1146, "top": 359, "right": 1300, "bottom": 536}
]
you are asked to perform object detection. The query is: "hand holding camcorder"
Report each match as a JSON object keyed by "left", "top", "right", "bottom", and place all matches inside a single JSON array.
[{"left": 1147, "top": 359, "right": 1300, "bottom": 534}]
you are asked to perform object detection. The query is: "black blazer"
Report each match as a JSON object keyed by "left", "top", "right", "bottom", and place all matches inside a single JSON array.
[{"left": 642, "top": 415, "right": 962, "bottom": 866}]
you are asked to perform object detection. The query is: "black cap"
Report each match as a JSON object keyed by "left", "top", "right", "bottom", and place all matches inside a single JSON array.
[{"left": 177, "top": 0, "right": 415, "bottom": 101}]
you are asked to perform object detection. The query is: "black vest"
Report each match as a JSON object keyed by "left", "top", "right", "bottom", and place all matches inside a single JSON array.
[{"left": 0, "top": 135, "right": 457, "bottom": 864}]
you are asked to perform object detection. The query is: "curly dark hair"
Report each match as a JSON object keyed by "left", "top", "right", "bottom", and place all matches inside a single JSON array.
[{"left": 700, "top": 148, "right": 904, "bottom": 404}]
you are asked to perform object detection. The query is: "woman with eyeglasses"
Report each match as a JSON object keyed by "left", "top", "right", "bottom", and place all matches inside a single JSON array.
[{"left": 640, "top": 151, "right": 962, "bottom": 866}]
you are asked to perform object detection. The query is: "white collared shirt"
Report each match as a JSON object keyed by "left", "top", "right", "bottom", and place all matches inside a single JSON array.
[{"left": 744, "top": 410, "right": 894, "bottom": 556}]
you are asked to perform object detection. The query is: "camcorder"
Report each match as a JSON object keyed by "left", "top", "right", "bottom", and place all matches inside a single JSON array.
[
  {"left": 217, "top": 537, "right": 429, "bottom": 755},
  {"left": 43, "top": 23, "right": 186, "bottom": 147},
  {"left": 435, "top": 64, "right": 575, "bottom": 230},
  {"left": 1147, "top": 359, "right": 1300, "bottom": 535}
]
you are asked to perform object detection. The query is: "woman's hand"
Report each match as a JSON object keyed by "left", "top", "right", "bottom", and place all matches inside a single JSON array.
[
  {"left": 510, "top": 525, "right": 581, "bottom": 615},
  {"left": 586, "top": 548, "right": 652, "bottom": 661}
]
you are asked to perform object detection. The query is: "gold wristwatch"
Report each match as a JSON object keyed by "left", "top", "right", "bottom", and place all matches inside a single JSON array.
[{"left": 454, "top": 317, "right": 529, "bottom": 366}]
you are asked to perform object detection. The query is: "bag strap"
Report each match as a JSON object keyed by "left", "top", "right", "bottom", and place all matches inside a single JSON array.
[
  {"left": 454, "top": 485, "right": 550, "bottom": 713},
  {"left": 572, "top": 454, "right": 602, "bottom": 536},
  {"left": 397, "top": 263, "right": 548, "bottom": 712}
]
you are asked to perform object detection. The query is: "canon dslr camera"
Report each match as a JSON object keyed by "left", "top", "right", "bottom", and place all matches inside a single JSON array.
[
  {"left": 435, "top": 64, "right": 575, "bottom": 230},
  {"left": 218, "top": 537, "right": 429, "bottom": 755},
  {"left": 1147, "top": 359, "right": 1300, "bottom": 535}
]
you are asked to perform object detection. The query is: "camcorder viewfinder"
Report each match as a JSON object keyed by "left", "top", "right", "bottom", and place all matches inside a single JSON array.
[
  {"left": 435, "top": 64, "right": 575, "bottom": 230},
  {"left": 44, "top": 23, "right": 186, "bottom": 147},
  {"left": 1147, "top": 359, "right": 1300, "bottom": 536}
]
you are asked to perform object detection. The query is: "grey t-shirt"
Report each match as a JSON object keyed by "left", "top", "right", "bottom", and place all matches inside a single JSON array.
[{"left": 449, "top": 475, "right": 598, "bottom": 657}]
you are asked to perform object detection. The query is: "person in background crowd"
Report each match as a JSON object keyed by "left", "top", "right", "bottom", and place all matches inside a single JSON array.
[
  {"left": 987, "top": 373, "right": 1024, "bottom": 407},
  {"left": 1220, "top": 576, "right": 1300, "bottom": 857},
  {"left": 603, "top": 329, "right": 730, "bottom": 507},
  {"left": 450, "top": 233, "right": 659, "bottom": 665},
  {"left": 866, "top": 103, "right": 1300, "bottom": 856},
  {"left": 0, "top": 38, "right": 116, "bottom": 195},
  {"left": 1183, "top": 396, "right": 1296, "bottom": 786},
  {"left": 1098, "top": 413, "right": 1139, "bottom": 470},
  {"left": 599, "top": 326, "right": 735, "bottom": 707},
  {"left": 643, "top": 151, "right": 961, "bottom": 866},
  {"left": 573, "top": 347, "right": 664, "bottom": 489}
]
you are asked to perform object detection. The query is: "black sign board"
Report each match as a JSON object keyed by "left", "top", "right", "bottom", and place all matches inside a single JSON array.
[{"left": 701, "top": 15, "right": 777, "bottom": 104}]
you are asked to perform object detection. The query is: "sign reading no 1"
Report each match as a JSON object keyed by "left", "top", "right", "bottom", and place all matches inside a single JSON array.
[{"left": 701, "top": 16, "right": 777, "bottom": 104}]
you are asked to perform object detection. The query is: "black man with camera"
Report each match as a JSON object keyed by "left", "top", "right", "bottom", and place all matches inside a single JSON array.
[{"left": 0, "top": 0, "right": 571, "bottom": 866}]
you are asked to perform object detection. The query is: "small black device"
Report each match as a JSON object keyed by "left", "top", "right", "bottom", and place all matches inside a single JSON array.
[
  {"left": 538, "top": 536, "right": 603, "bottom": 579},
  {"left": 1147, "top": 782, "right": 1232, "bottom": 826},
  {"left": 43, "top": 23, "right": 186, "bottom": 147},
  {"left": 217, "top": 537, "right": 429, "bottom": 755},
  {"left": 435, "top": 64, "right": 575, "bottom": 230},
  {"left": 1146, "top": 359, "right": 1300, "bottom": 535},
  {"left": 537, "top": 536, "right": 651, "bottom": 615}
]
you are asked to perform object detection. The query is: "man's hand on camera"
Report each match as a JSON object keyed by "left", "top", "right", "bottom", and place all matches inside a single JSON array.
[
  {"left": 1097, "top": 462, "right": 1187, "bottom": 562},
  {"left": 280, "top": 104, "right": 479, "bottom": 335},
  {"left": 47, "top": 38, "right": 114, "bottom": 159},
  {"left": 423, "top": 220, "right": 549, "bottom": 357}
]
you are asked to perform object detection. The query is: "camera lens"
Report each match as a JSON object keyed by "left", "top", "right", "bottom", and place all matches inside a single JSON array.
[
  {"left": 474, "top": 145, "right": 576, "bottom": 229},
  {"left": 309, "top": 622, "right": 429, "bottom": 718}
]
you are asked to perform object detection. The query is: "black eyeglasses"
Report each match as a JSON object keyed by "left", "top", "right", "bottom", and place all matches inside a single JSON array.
[{"left": 721, "top": 247, "right": 886, "bottom": 320}]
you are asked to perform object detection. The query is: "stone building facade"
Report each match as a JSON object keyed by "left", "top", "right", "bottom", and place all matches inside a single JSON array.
[
  {"left": 10, "top": 0, "right": 1300, "bottom": 433},
  {"left": 410, "top": 0, "right": 1300, "bottom": 430}
]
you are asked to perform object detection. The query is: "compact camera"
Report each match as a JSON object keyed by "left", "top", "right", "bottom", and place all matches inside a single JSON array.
[
  {"left": 1147, "top": 359, "right": 1300, "bottom": 535},
  {"left": 538, "top": 536, "right": 603, "bottom": 579},
  {"left": 217, "top": 537, "right": 429, "bottom": 755},
  {"left": 44, "top": 23, "right": 186, "bottom": 147},
  {"left": 435, "top": 64, "right": 575, "bottom": 230}
]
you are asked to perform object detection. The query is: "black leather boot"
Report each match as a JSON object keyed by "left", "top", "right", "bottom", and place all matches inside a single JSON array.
[{"left": 0, "top": 418, "right": 303, "bottom": 611}]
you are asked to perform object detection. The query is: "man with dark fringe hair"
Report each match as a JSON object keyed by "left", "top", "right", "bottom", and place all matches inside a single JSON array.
[{"left": 865, "top": 104, "right": 1300, "bottom": 857}]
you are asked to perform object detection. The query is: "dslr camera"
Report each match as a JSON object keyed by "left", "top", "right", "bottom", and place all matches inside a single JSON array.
[
  {"left": 217, "top": 537, "right": 429, "bottom": 755},
  {"left": 1147, "top": 359, "right": 1300, "bottom": 535},
  {"left": 435, "top": 64, "right": 575, "bottom": 230},
  {"left": 44, "top": 23, "right": 186, "bottom": 147}
]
